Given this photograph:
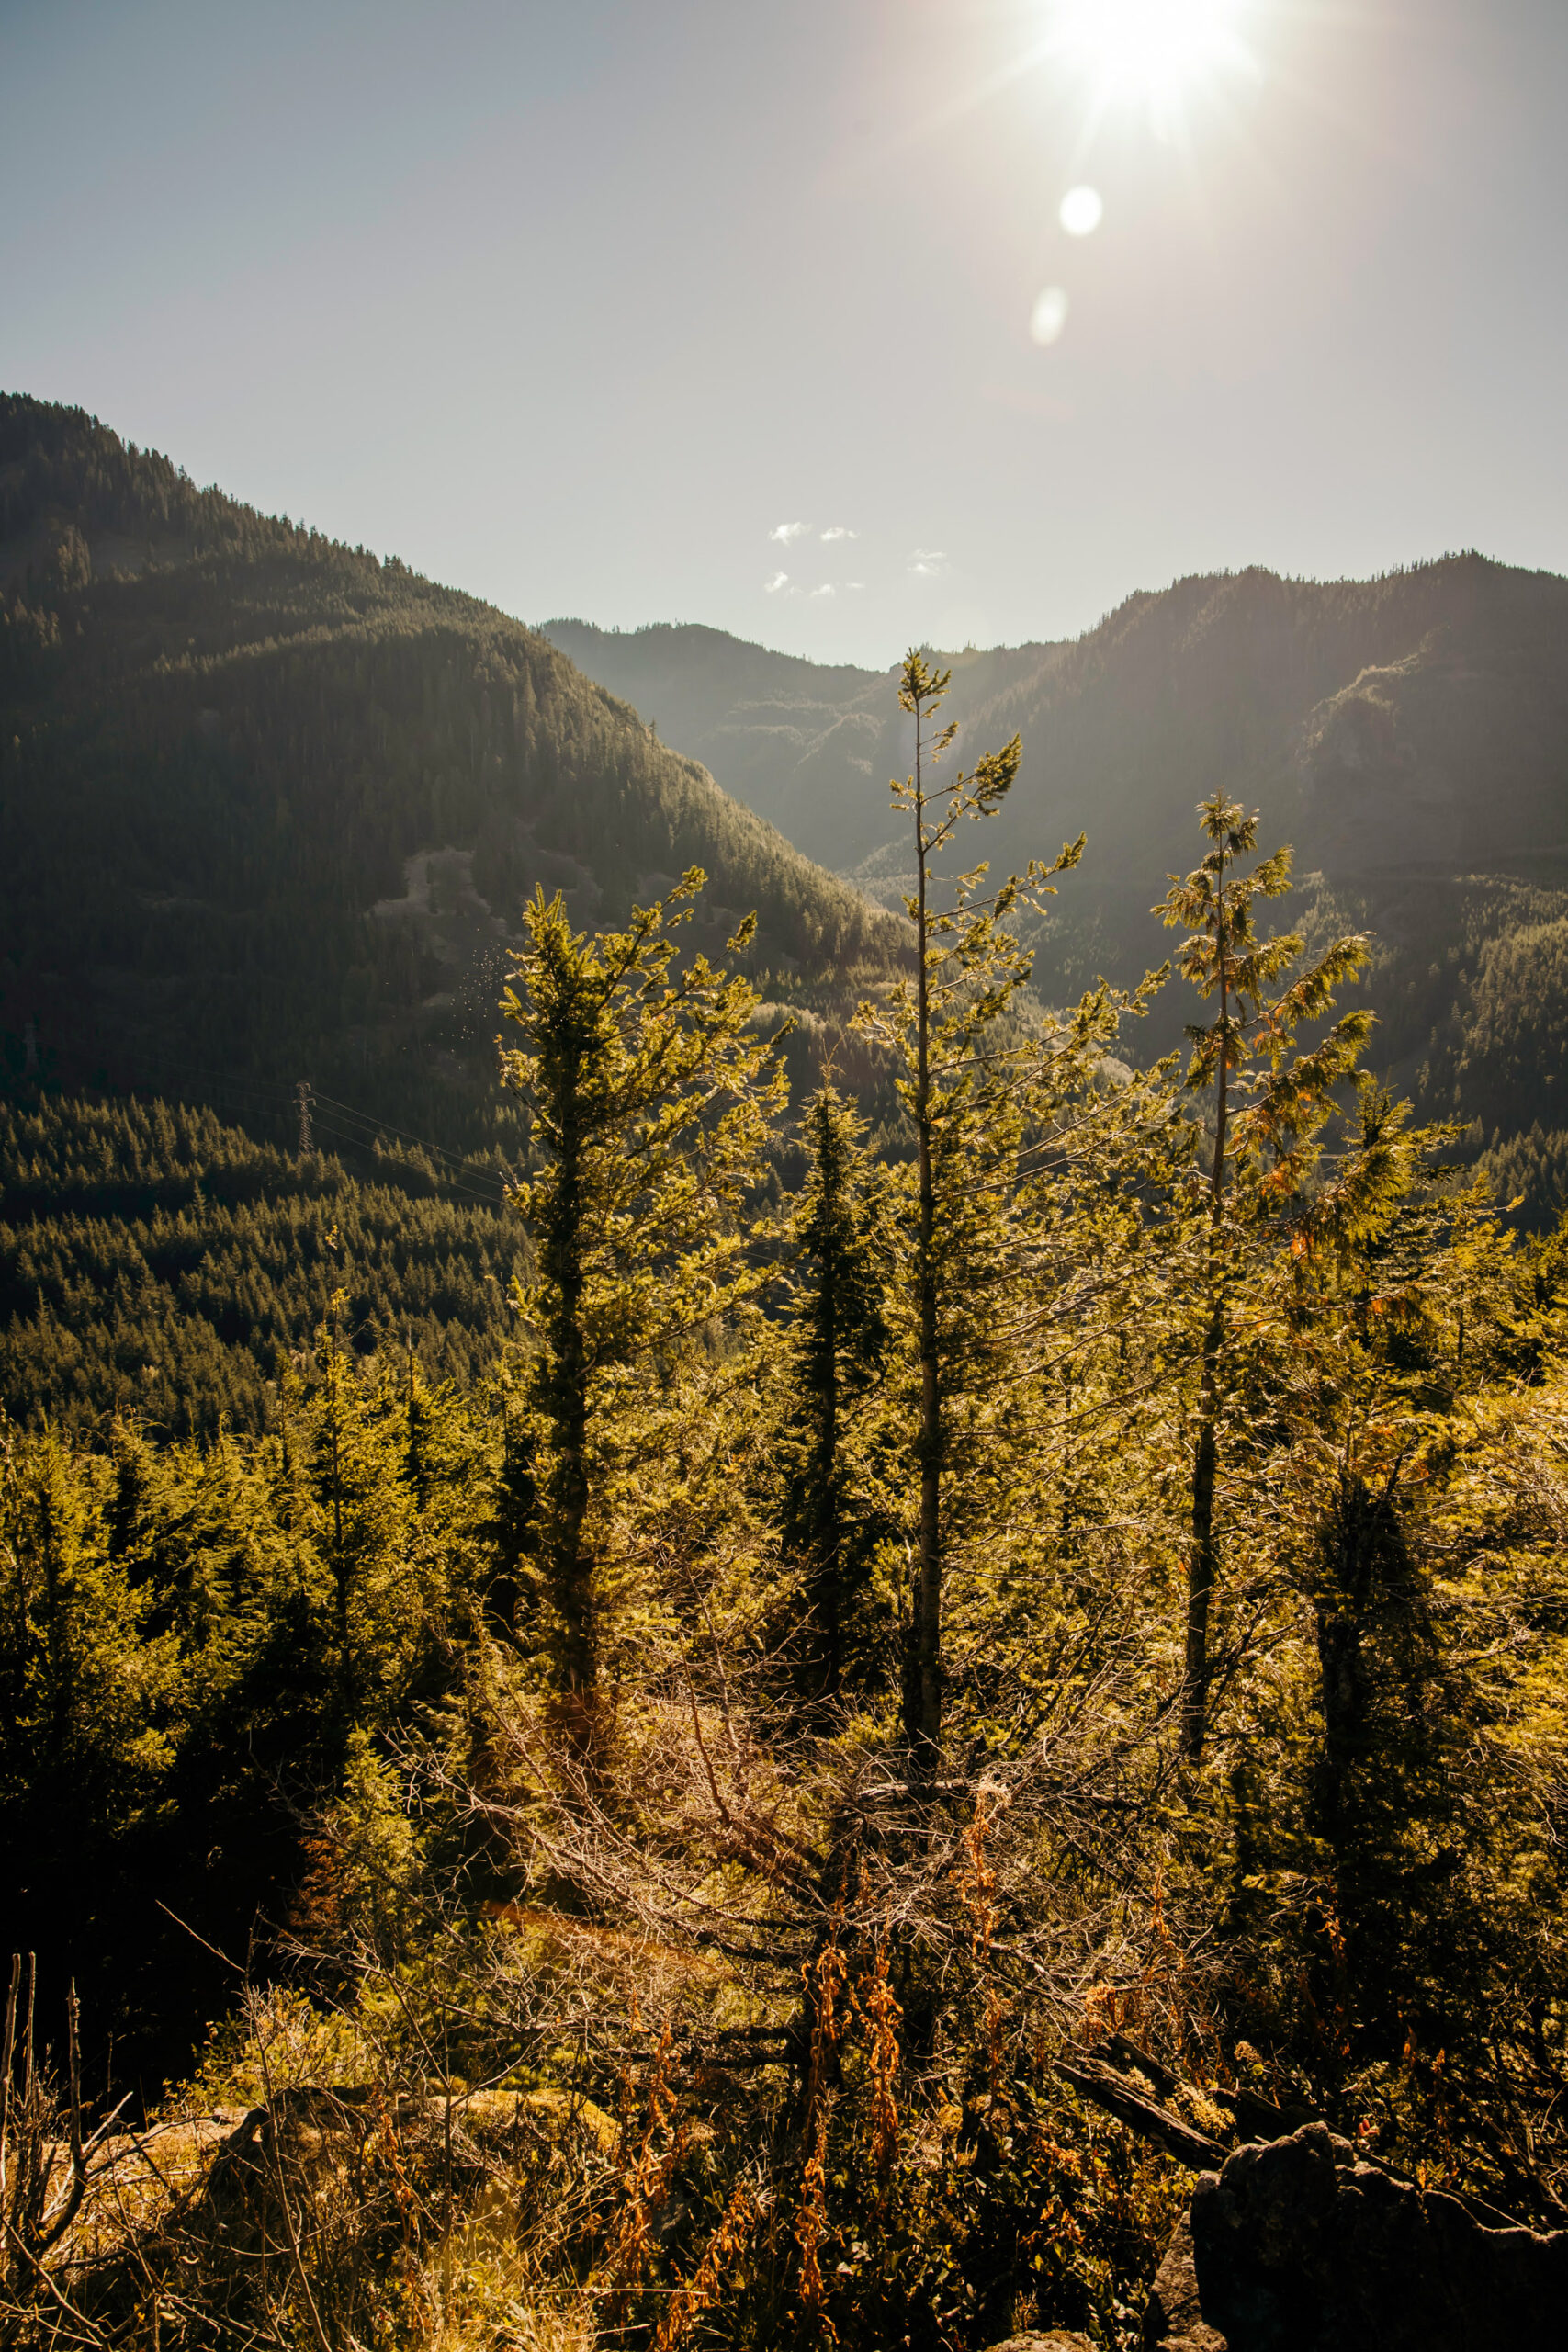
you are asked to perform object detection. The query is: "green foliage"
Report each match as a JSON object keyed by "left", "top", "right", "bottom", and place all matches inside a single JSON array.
[
  {"left": 776, "top": 1083, "right": 895, "bottom": 1702},
  {"left": 7, "top": 634, "right": 1568, "bottom": 2352},
  {"left": 1156, "top": 792, "right": 1371, "bottom": 1759},
  {"left": 818, "top": 2063, "right": 1185, "bottom": 2349},
  {"left": 0, "top": 1422, "right": 181, "bottom": 1825},
  {"left": 499, "top": 872, "right": 788, "bottom": 1712},
  {"left": 1479, "top": 1116, "right": 1568, "bottom": 1223},
  {"left": 0, "top": 1093, "right": 524, "bottom": 1433},
  {"left": 0, "top": 1310, "right": 503, "bottom": 2090},
  {"left": 859, "top": 649, "right": 1169, "bottom": 1768}
]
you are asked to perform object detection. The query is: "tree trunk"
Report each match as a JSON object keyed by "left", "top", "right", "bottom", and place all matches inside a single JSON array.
[
  {"left": 809, "top": 1270, "right": 840, "bottom": 1702},
  {"left": 1182, "top": 960, "right": 1230, "bottom": 1764},
  {"left": 326, "top": 1351, "right": 352, "bottom": 1710},
  {"left": 1313, "top": 1473, "right": 1383, "bottom": 1967},
  {"left": 1182, "top": 1340, "right": 1221, "bottom": 1762},
  {"left": 547, "top": 1092, "right": 594, "bottom": 1705},
  {"left": 909, "top": 702, "right": 942, "bottom": 1777}
]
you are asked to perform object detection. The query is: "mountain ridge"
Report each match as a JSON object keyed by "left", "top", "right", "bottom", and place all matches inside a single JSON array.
[
  {"left": 546, "top": 554, "right": 1568, "bottom": 881},
  {"left": 547, "top": 560, "right": 1568, "bottom": 1204},
  {"left": 7, "top": 390, "right": 1568, "bottom": 1213}
]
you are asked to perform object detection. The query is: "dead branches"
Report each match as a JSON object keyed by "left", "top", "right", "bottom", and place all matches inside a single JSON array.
[{"left": 2, "top": 1957, "right": 92, "bottom": 2289}]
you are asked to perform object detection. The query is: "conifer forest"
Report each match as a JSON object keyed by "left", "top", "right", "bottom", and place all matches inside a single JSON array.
[{"left": 6, "top": 605, "right": 1568, "bottom": 2349}]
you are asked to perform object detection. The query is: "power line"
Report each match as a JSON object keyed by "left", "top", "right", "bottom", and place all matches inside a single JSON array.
[
  {"left": 306, "top": 1088, "right": 510, "bottom": 1193},
  {"left": 304, "top": 1109, "right": 508, "bottom": 1200},
  {"left": 110, "top": 1052, "right": 512, "bottom": 1207},
  {"left": 305, "top": 1111, "right": 507, "bottom": 1207}
]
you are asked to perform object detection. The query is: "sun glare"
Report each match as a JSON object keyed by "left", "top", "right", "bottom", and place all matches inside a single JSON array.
[{"left": 1049, "top": 0, "right": 1257, "bottom": 135}]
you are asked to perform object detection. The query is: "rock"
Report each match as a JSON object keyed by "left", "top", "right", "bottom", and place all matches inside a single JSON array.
[
  {"left": 1188, "top": 2120, "right": 1568, "bottom": 2351},
  {"left": 981, "top": 2336, "right": 1097, "bottom": 2352},
  {"left": 1142, "top": 2206, "right": 1229, "bottom": 2349}
]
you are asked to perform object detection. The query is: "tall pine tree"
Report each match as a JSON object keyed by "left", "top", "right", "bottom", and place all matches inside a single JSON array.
[{"left": 499, "top": 871, "right": 787, "bottom": 1747}]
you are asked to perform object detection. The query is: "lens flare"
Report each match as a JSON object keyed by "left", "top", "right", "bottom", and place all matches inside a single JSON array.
[
  {"left": 1030, "top": 286, "right": 1070, "bottom": 345},
  {"left": 1059, "top": 183, "right": 1104, "bottom": 234}
]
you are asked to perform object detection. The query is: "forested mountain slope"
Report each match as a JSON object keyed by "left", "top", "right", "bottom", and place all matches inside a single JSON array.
[
  {"left": 542, "top": 616, "right": 1047, "bottom": 873},
  {"left": 0, "top": 395, "right": 893, "bottom": 1149},
  {"left": 549, "top": 565, "right": 1568, "bottom": 1197},
  {"left": 547, "top": 565, "right": 1568, "bottom": 892}
]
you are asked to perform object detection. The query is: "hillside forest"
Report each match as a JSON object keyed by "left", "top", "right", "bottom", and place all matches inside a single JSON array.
[{"left": 6, "top": 650, "right": 1568, "bottom": 2352}]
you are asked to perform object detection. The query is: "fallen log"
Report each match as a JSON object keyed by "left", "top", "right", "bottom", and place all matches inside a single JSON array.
[
  {"left": 1102, "top": 2033, "right": 1317, "bottom": 2148},
  {"left": 1054, "top": 2053, "right": 1228, "bottom": 2172}
]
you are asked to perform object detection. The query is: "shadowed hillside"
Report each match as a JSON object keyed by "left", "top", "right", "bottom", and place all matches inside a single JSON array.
[
  {"left": 0, "top": 396, "right": 895, "bottom": 1151},
  {"left": 541, "top": 617, "right": 1048, "bottom": 873}
]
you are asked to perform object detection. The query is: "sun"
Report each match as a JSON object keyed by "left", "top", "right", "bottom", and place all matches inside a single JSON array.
[{"left": 1048, "top": 0, "right": 1258, "bottom": 136}]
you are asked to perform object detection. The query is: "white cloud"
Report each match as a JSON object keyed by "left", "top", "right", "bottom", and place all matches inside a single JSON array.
[
  {"left": 768, "top": 520, "right": 811, "bottom": 545},
  {"left": 809, "top": 583, "right": 836, "bottom": 598},
  {"left": 845, "top": 581, "right": 865, "bottom": 592},
  {"left": 908, "top": 548, "right": 949, "bottom": 578},
  {"left": 819, "top": 525, "right": 858, "bottom": 542},
  {"left": 763, "top": 571, "right": 791, "bottom": 594}
]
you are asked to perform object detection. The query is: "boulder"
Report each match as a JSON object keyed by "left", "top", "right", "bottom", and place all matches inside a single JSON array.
[{"left": 1183, "top": 2121, "right": 1568, "bottom": 2351}]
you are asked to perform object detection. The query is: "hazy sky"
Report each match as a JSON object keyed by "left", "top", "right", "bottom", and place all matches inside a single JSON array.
[{"left": 3, "top": 0, "right": 1564, "bottom": 665}]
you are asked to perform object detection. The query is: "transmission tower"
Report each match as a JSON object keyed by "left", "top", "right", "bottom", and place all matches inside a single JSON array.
[{"left": 296, "top": 1080, "right": 315, "bottom": 1158}]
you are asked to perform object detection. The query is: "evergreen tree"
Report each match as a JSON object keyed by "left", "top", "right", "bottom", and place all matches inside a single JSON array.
[
  {"left": 1156, "top": 791, "right": 1371, "bottom": 1761},
  {"left": 860, "top": 650, "right": 1138, "bottom": 1772},
  {"left": 498, "top": 871, "right": 787, "bottom": 1741},
  {"left": 1256, "top": 1084, "right": 1517, "bottom": 2043},
  {"left": 0, "top": 1421, "right": 178, "bottom": 1828},
  {"left": 305, "top": 1297, "right": 409, "bottom": 1713}
]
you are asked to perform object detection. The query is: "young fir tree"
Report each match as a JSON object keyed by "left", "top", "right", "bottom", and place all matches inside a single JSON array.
[
  {"left": 779, "top": 1082, "right": 891, "bottom": 1704},
  {"left": 1156, "top": 791, "right": 1371, "bottom": 1762},
  {"left": 498, "top": 871, "right": 787, "bottom": 1741},
  {"left": 0, "top": 1422, "right": 179, "bottom": 1832},
  {"left": 1194, "top": 1087, "right": 1568, "bottom": 2213},
  {"left": 307, "top": 1294, "right": 412, "bottom": 1713},
  {"left": 858, "top": 650, "right": 1113, "bottom": 1774}
]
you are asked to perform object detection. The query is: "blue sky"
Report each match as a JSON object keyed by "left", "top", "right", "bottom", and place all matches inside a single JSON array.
[{"left": 3, "top": 0, "right": 1565, "bottom": 664}]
